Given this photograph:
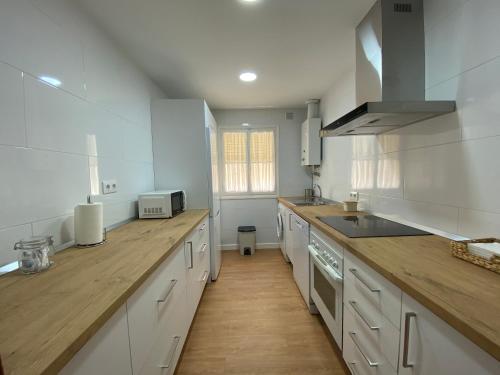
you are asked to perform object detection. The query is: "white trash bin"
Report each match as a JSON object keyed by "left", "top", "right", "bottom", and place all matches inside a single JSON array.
[{"left": 238, "top": 226, "right": 256, "bottom": 256}]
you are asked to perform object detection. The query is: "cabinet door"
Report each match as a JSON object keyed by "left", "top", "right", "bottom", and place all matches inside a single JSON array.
[
  {"left": 399, "top": 293, "right": 500, "bottom": 375},
  {"left": 127, "top": 244, "right": 188, "bottom": 375},
  {"left": 285, "top": 210, "right": 294, "bottom": 263},
  {"left": 292, "top": 215, "right": 309, "bottom": 306},
  {"left": 59, "top": 306, "right": 132, "bottom": 375}
]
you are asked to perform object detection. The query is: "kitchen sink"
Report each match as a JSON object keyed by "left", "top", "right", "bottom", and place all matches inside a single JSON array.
[{"left": 289, "top": 198, "right": 336, "bottom": 207}]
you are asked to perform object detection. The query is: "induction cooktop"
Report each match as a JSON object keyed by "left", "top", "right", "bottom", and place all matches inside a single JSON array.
[{"left": 317, "top": 215, "right": 432, "bottom": 238}]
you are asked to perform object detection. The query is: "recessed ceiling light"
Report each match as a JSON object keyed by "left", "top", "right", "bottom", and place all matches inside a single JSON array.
[
  {"left": 239, "top": 72, "right": 257, "bottom": 82},
  {"left": 39, "top": 75, "right": 62, "bottom": 87},
  {"left": 241, "top": 123, "right": 250, "bottom": 127},
  {"left": 240, "top": 0, "right": 259, "bottom": 3}
]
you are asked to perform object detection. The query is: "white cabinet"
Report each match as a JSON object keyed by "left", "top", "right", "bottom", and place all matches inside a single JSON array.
[
  {"left": 59, "top": 306, "right": 132, "bottom": 375},
  {"left": 398, "top": 293, "right": 500, "bottom": 375},
  {"left": 301, "top": 118, "right": 321, "bottom": 166},
  {"left": 60, "top": 221, "right": 210, "bottom": 375},
  {"left": 343, "top": 248, "right": 500, "bottom": 375},
  {"left": 127, "top": 243, "right": 188, "bottom": 375},
  {"left": 285, "top": 208, "right": 294, "bottom": 263},
  {"left": 291, "top": 213, "right": 311, "bottom": 309},
  {"left": 185, "top": 217, "right": 210, "bottom": 321}
]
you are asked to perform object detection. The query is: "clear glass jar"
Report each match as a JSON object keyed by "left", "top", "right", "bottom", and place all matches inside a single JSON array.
[{"left": 14, "top": 236, "right": 54, "bottom": 274}]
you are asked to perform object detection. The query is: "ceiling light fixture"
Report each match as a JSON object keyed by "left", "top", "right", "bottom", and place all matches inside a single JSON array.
[
  {"left": 239, "top": 72, "right": 257, "bottom": 82},
  {"left": 241, "top": 123, "right": 250, "bottom": 127},
  {"left": 39, "top": 75, "right": 62, "bottom": 87}
]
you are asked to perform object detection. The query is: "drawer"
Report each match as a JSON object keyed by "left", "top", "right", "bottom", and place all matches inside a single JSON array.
[
  {"left": 344, "top": 251, "right": 402, "bottom": 328},
  {"left": 343, "top": 315, "right": 397, "bottom": 375},
  {"left": 127, "top": 244, "right": 187, "bottom": 375},
  {"left": 192, "top": 217, "right": 209, "bottom": 250},
  {"left": 344, "top": 300, "right": 400, "bottom": 370},
  {"left": 139, "top": 298, "right": 187, "bottom": 375}
]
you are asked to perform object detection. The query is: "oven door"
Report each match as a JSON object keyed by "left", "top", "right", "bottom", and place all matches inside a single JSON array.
[
  {"left": 170, "top": 191, "right": 185, "bottom": 216},
  {"left": 309, "top": 245, "right": 343, "bottom": 349}
]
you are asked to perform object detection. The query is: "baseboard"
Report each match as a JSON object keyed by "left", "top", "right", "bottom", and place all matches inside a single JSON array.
[{"left": 221, "top": 243, "right": 280, "bottom": 251}]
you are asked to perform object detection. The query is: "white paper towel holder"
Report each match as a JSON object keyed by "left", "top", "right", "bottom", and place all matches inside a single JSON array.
[{"left": 75, "top": 196, "right": 107, "bottom": 248}]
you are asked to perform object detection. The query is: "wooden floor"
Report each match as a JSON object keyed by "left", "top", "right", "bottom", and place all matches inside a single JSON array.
[{"left": 176, "top": 249, "right": 347, "bottom": 375}]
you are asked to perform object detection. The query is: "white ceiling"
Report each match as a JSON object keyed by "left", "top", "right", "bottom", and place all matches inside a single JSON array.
[{"left": 76, "top": 0, "right": 374, "bottom": 109}]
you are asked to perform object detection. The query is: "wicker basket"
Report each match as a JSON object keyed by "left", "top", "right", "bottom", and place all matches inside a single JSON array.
[{"left": 450, "top": 238, "right": 500, "bottom": 274}]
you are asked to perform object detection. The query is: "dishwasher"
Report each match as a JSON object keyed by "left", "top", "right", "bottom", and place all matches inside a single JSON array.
[{"left": 291, "top": 213, "right": 315, "bottom": 312}]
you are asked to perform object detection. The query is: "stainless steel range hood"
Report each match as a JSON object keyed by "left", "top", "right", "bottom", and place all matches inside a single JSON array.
[{"left": 321, "top": 0, "right": 455, "bottom": 137}]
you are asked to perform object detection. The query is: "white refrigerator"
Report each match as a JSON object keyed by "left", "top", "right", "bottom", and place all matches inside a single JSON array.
[{"left": 151, "top": 99, "right": 222, "bottom": 280}]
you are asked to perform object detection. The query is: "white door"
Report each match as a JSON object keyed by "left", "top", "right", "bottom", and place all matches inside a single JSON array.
[{"left": 399, "top": 293, "right": 500, "bottom": 375}]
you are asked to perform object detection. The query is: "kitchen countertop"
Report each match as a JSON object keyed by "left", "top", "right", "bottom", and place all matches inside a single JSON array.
[
  {"left": 278, "top": 197, "right": 500, "bottom": 362},
  {"left": 0, "top": 209, "right": 209, "bottom": 375}
]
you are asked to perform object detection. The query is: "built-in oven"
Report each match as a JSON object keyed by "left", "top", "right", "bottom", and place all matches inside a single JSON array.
[{"left": 309, "top": 230, "right": 343, "bottom": 349}]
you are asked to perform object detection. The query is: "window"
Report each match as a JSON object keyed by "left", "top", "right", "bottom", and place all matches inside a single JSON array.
[{"left": 221, "top": 129, "right": 276, "bottom": 195}]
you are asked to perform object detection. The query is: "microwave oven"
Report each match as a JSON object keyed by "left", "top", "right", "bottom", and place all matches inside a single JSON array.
[{"left": 138, "top": 190, "right": 186, "bottom": 219}]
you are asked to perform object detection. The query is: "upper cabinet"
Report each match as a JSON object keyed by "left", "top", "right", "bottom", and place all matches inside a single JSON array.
[{"left": 301, "top": 118, "right": 321, "bottom": 166}]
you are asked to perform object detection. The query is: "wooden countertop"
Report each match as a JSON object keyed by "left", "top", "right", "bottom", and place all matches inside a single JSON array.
[
  {"left": 0, "top": 209, "right": 209, "bottom": 375},
  {"left": 278, "top": 197, "right": 500, "bottom": 362}
]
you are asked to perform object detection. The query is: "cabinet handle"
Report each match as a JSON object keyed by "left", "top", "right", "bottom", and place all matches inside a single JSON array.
[
  {"left": 289, "top": 213, "right": 293, "bottom": 231},
  {"left": 348, "top": 331, "right": 378, "bottom": 367},
  {"left": 156, "top": 279, "right": 178, "bottom": 303},
  {"left": 349, "top": 300, "right": 379, "bottom": 330},
  {"left": 403, "top": 312, "right": 416, "bottom": 368},
  {"left": 158, "top": 335, "right": 181, "bottom": 370},
  {"left": 347, "top": 362, "right": 360, "bottom": 375},
  {"left": 201, "top": 270, "right": 209, "bottom": 283},
  {"left": 349, "top": 268, "right": 380, "bottom": 293},
  {"left": 186, "top": 241, "right": 193, "bottom": 269},
  {"left": 199, "top": 223, "right": 206, "bottom": 232}
]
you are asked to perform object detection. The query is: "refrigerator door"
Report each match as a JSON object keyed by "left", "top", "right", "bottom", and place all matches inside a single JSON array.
[{"left": 205, "top": 106, "right": 222, "bottom": 280}]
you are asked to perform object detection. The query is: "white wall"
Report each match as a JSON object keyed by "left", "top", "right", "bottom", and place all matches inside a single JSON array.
[
  {"left": 213, "top": 109, "right": 311, "bottom": 249},
  {"left": 315, "top": 0, "right": 500, "bottom": 238},
  {"left": 0, "top": 0, "right": 165, "bottom": 266}
]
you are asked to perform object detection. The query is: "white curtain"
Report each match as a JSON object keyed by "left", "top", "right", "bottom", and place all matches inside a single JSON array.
[
  {"left": 223, "top": 132, "right": 248, "bottom": 193},
  {"left": 250, "top": 131, "right": 275, "bottom": 193}
]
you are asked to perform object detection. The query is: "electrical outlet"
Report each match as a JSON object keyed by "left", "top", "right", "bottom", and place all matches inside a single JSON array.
[
  {"left": 349, "top": 191, "right": 359, "bottom": 201},
  {"left": 102, "top": 179, "right": 118, "bottom": 194}
]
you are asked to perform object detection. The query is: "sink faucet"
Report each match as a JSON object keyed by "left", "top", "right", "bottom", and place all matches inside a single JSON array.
[{"left": 312, "top": 184, "right": 322, "bottom": 200}]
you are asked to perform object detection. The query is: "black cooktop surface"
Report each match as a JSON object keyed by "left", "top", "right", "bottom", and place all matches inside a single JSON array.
[{"left": 317, "top": 215, "right": 432, "bottom": 238}]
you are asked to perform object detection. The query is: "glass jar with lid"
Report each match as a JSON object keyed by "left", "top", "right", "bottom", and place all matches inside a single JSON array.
[{"left": 14, "top": 236, "right": 54, "bottom": 274}]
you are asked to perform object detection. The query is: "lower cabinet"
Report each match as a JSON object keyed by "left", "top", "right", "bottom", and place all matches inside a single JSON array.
[
  {"left": 59, "top": 218, "right": 210, "bottom": 375},
  {"left": 398, "top": 293, "right": 500, "bottom": 375},
  {"left": 59, "top": 305, "right": 133, "bottom": 375},
  {"left": 343, "top": 248, "right": 500, "bottom": 375}
]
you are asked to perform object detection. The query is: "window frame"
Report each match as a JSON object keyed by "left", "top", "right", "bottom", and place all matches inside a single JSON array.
[{"left": 219, "top": 126, "right": 279, "bottom": 199}]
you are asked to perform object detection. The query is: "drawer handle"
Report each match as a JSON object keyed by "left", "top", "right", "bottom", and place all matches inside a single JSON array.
[
  {"left": 201, "top": 270, "right": 209, "bottom": 283},
  {"left": 199, "top": 243, "right": 208, "bottom": 254},
  {"left": 158, "top": 335, "right": 181, "bottom": 370},
  {"left": 186, "top": 241, "right": 193, "bottom": 269},
  {"left": 349, "top": 268, "right": 380, "bottom": 293},
  {"left": 403, "top": 312, "right": 416, "bottom": 368},
  {"left": 347, "top": 362, "right": 360, "bottom": 375},
  {"left": 349, "top": 300, "right": 379, "bottom": 330},
  {"left": 157, "top": 279, "right": 178, "bottom": 303},
  {"left": 348, "top": 331, "right": 378, "bottom": 367}
]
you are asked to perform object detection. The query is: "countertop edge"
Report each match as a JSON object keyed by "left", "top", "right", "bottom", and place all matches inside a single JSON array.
[{"left": 277, "top": 197, "right": 500, "bottom": 361}]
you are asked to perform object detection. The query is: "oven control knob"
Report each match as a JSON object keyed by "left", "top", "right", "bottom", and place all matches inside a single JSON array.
[{"left": 331, "top": 260, "right": 338, "bottom": 268}]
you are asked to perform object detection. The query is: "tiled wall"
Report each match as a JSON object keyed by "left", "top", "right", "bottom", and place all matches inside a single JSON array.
[
  {"left": 0, "top": 0, "right": 165, "bottom": 266},
  {"left": 315, "top": 0, "right": 500, "bottom": 238},
  {"left": 213, "top": 109, "right": 311, "bottom": 248}
]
